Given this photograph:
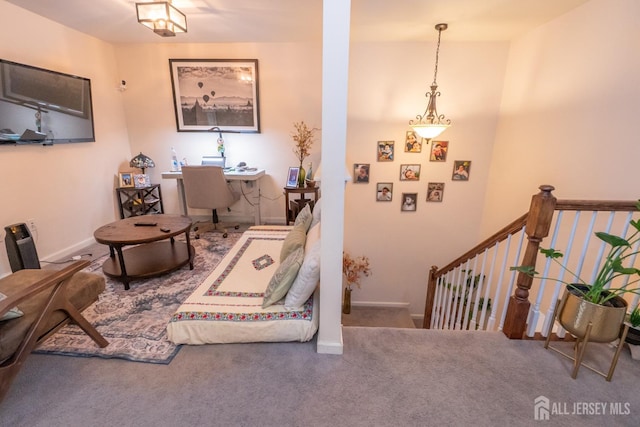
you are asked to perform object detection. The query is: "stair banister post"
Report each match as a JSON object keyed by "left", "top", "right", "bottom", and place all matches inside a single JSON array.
[
  {"left": 423, "top": 265, "right": 438, "bottom": 328},
  {"left": 502, "top": 185, "right": 556, "bottom": 339}
]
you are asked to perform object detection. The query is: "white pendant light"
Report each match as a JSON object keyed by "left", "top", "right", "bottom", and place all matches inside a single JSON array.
[{"left": 410, "top": 23, "right": 451, "bottom": 140}]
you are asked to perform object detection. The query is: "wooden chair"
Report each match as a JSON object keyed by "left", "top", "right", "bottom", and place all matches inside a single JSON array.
[{"left": 0, "top": 260, "right": 108, "bottom": 402}]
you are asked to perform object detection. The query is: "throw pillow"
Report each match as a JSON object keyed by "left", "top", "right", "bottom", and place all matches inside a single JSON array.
[
  {"left": 280, "top": 222, "right": 309, "bottom": 263},
  {"left": 294, "top": 203, "right": 313, "bottom": 232},
  {"left": 285, "top": 239, "right": 321, "bottom": 311},
  {"left": 305, "top": 221, "right": 320, "bottom": 250},
  {"left": 0, "top": 291, "right": 24, "bottom": 321},
  {"left": 263, "top": 246, "right": 304, "bottom": 309},
  {"left": 310, "top": 198, "right": 321, "bottom": 228}
]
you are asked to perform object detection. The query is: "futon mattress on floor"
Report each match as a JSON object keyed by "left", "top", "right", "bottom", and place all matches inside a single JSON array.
[{"left": 167, "top": 227, "right": 318, "bottom": 344}]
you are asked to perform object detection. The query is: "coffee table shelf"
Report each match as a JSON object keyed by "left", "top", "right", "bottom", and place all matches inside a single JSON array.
[
  {"left": 94, "top": 214, "right": 194, "bottom": 290},
  {"left": 101, "top": 240, "right": 193, "bottom": 281}
]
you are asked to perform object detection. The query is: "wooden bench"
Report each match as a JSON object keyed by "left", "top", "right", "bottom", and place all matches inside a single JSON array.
[{"left": 0, "top": 261, "right": 108, "bottom": 402}]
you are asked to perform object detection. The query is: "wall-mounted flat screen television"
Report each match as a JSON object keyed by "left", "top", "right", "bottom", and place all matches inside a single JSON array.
[{"left": 0, "top": 59, "right": 95, "bottom": 145}]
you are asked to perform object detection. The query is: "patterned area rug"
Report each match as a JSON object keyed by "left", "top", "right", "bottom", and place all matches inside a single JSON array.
[{"left": 34, "top": 231, "right": 241, "bottom": 364}]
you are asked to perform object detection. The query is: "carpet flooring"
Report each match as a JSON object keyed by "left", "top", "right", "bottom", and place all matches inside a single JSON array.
[
  {"left": 34, "top": 231, "right": 241, "bottom": 364},
  {"left": 342, "top": 306, "right": 416, "bottom": 328},
  {"left": 3, "top": 328, "right": 640, "bottom": 426}
]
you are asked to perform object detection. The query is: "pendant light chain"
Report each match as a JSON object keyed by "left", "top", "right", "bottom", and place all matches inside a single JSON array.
[{"left": 432, "top": 27, "right": 443, "bottom": 87}]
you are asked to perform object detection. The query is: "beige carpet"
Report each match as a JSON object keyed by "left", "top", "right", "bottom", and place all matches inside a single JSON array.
[{"left": 342, "top": 306, "right": 415, "bottom": 328}]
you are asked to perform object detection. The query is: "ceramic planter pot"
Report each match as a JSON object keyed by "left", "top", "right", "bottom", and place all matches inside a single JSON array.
[{"left": 558, "top": 284, "right": 627, "bottom": 343}]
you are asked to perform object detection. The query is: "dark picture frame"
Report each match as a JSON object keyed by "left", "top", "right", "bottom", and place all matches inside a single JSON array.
[
  {"left": 405, "top": 130, "right": 422, "bottom": 153},
  {"left": 401, "top": 193, "right": 418, "bottom": 211},
  {"left": 427, "top": 182, "right": 445, "bottom": 202},
  {"left": 286, "top": 167, "right": 300, "bottom": 187},
  {"left": 376, "top": 182, "right": 393, "bottom": 201},
  {"left": 169, "top": 59, "right": 260, "bottom": 133},
  {"left": 430, "top": 140, "right": 449, "bottom": 162},
  {"left": 399, "top": 164, "right": 421, "bottom": 181},
  {"left": 377, "top": 141, "right": 394, "bottom": 161},
  {"left": 354, "top": 164, "right": 370, "bottom": 183},
  {"left": 452, "top": 160, "right": 471, "bottom": 181}
]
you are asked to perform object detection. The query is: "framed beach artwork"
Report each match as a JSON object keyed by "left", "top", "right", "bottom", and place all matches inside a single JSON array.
[
  {"left": 169, "top": 59, "right": 260, "bottom": 133},
  {"left": 377, "top": 141, "right": 394, "bottom": 161},
  {"left": 399, "top": 164, "right": 420, "bottom": 181}
]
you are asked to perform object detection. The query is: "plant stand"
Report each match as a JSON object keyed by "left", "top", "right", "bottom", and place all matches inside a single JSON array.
[{"left": 544, "top": 297, "right": 630, "bottom": 381}]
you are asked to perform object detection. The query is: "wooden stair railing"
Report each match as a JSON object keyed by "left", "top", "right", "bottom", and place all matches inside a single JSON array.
[{"left": 423, "top": 184, "right": 638, "bottom": 339}]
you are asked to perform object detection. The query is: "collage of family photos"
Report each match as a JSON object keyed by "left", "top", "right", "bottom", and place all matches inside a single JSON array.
[{"left": 351, "top": 129, "right": 472, "bottom": 210}]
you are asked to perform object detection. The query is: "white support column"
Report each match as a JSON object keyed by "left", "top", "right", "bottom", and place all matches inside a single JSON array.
[{"left": 317, "top": 0, "right": 351, "bottom": 355}]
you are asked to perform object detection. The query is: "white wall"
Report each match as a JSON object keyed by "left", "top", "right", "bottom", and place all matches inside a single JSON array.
[
  {"left": 114, "top": 42, "right": 323, "bottom": 223},
  {"left": 482, "top": 0, "right": 640, "bottom": 235},
  {"left": 344, "top": 41, "right": 509, "bottom": 316},
  {"left": 4, "top": 0, "right": 636, "bottom": 326},
  {"left": 0, "top": 1, "right": 131, "bottom": 276}
]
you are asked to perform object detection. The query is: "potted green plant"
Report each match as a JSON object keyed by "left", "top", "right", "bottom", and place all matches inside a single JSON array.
[
  {"left": 624, "top": 304, "right": 640, "bottom": 345},
  {"left": 512, "top": 201, "right": 640, "bottom": 342}
]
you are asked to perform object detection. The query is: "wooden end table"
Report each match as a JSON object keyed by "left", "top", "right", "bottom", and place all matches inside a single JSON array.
[{"left": 94, "top": 214, "right": 194, "bottom": 290}]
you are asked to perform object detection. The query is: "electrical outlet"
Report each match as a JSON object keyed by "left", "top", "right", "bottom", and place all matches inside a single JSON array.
[{"left": 27, "top": 218, "right": 37, "bottom": 232}]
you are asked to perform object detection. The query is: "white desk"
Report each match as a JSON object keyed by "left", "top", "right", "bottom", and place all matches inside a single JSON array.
[{"left": 161, "top": 169, "right": 266, "bottom": 225}]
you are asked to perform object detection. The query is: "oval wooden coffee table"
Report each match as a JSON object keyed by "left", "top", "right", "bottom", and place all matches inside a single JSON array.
[{"left": 94, "top": 214, "right": 194, "bottom": 290}]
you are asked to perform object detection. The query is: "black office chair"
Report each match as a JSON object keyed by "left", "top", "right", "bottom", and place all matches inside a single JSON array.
[{"left": 180, "top": 166, "right": 240, "bottom": 238}]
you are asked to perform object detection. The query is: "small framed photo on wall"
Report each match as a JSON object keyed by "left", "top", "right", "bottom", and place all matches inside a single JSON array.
[
  {"left": 118, "top": 172, "right": 134, "bottom": 188},
  {"left": 430, "top": 141, "right": 448, "bottom": 162},
  {"left": 354, "top": 164, "right": 370, "bottom": 183},
  {"left": 376, "top": 182, "right": 393, "bottom": 201},
  {"left": 427, "top": 182, "right": 445, "bottom": 202},
  {"left": 401, "top": 193, "right": 418, "bottom": 211},
  {"left": 405, "top": 130, "right": 422, "bottom": 153},
  {"left": 452, "top": 161, "right": 471, "bottom": 181},
  {"left": 286, "top": 167, "right": 300, "bottom": 187},
  {"left": 399, "top": 164, "right": 420, "bottom": 181},
  {"left": 377, "top": 141, "right": 394, "bottom": 161}
]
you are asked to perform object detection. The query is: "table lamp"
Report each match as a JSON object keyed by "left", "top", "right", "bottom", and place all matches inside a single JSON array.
[{"left": 129, "top": 152, "right": 155, "bottom": 174}]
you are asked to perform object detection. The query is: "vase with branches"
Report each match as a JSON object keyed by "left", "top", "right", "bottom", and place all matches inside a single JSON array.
[
  {"left": 342, "top": 252, "right": 372, "bottom": 314},
  {"left": 291, "top": 121, "right": 318, "bottom": 188}
]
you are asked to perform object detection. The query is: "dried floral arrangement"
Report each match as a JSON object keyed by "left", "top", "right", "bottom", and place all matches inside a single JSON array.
[
  {"left": 343, "top": 252, "right": 372, "bottom": 291},
  {"left": 292, "top": 121, "right": 319, "bottom": 166}
]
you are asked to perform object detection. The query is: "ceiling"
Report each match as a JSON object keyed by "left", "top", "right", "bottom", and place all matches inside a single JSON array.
[{"left": 5, "top": 0, "right": 590, "bottom": 44}]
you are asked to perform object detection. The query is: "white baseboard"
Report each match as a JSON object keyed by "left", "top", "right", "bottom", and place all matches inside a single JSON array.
[
  {"left": 352, "top": 301, "right": 410, "bottom": 308},
  {"left": 40, "top": 236, "right": 97, "bottom": 264},
  {"left": 317, "top": 338, "right": 344, "bottom": 355}
]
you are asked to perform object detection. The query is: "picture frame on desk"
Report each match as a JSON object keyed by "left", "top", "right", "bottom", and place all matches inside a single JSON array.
[
  {"left": 134, "top": 174, "right": 151, "bottom": 188},
  {"left": 286, "top": 167, "right": 300, "bottom": 188},
  {"left": 118, "top": 172, "right": 134, "bottom": 188},
  {"left": 169, "top": 59, "right": 260, "bottom": 133}
]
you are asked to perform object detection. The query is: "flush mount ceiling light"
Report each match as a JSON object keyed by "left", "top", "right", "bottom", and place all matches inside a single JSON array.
[
  {"left": 136, "top": 1, "right": 187, "bottom": 37},
  {"left": 409, "top": 23, "right": 451, "bottom": 140}
]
